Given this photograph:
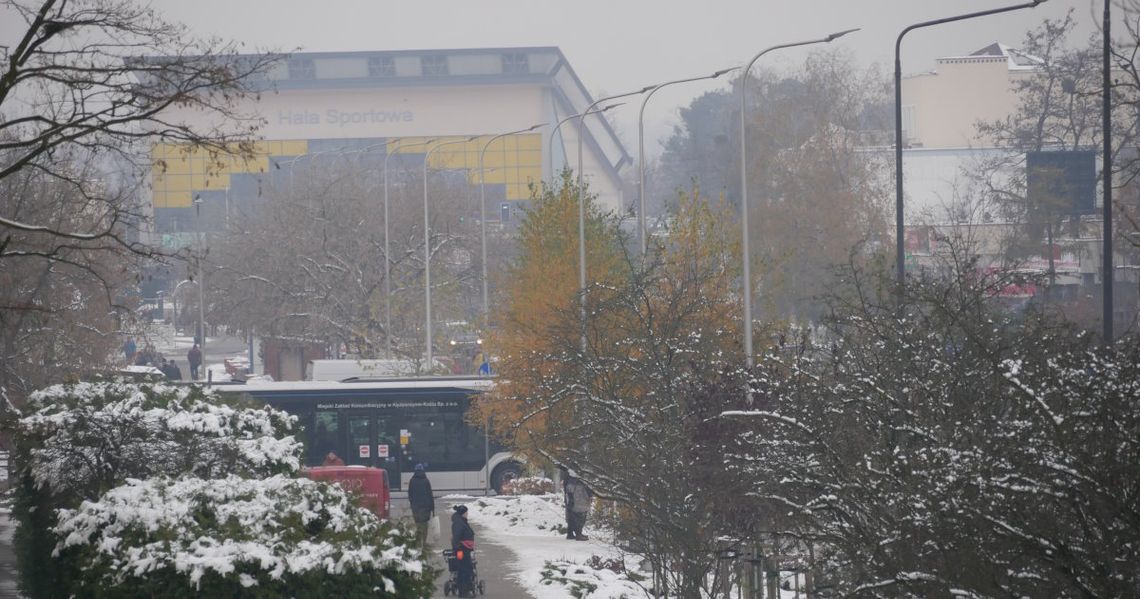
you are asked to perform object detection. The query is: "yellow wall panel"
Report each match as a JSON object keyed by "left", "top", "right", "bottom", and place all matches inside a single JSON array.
[
  {"left": 517, "top": 134, "right": 542, "bottom": 150},
  {"left": 278, "top": 140, "right": 308, "bottom": 156},
  {"left": 518, "top": 150, "right": 542, "bottom": 167},
  {"left": 158, "top": 190, "right": 193, "bottom": 208},
  {"left": 201, "top": 174, "right": 232, "bottom": 190},
  {"left": 156, "top": 174, "right": 193, "bottom": 192},
  {"left": 520, "top": 167, "right": 541, "bottom": 184}
]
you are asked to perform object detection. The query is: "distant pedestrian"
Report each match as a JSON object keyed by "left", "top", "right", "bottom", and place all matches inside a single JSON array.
[
  {"left": 187, "top": 344, "right": 203, "bottom": 380},
  {"left": 408, "top": 464, "right": 435, "bottom": 549},
  {"left": 161, "top": 359, "right": 182, "bottom": 381},
  {"left": 321, "top": 452, "right": 345, "bottom": 466},
  {"left": 562, "top": 467, "right": 592, "bottom": 541},
  {"left": 123, "top": 338, "right": 137, "bottom": 363}
]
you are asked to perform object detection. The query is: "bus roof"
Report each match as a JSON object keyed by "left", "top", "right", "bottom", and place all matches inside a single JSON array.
[{"left": 211, "top": 376, "right": 495, "bottom": 394}]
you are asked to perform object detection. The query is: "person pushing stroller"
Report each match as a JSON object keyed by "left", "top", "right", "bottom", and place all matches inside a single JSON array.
[{"left": 450, "top": 505, "right": 477, "bottom": 597}]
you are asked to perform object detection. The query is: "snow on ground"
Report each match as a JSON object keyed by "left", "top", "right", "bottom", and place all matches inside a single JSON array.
[{"left": 441, "top": 494, "right": 648, "bottom": 599}]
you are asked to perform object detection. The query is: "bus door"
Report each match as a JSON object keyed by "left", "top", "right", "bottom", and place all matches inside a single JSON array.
[{"left": 344, "top": 413, "right": 402, "bottom": 490}]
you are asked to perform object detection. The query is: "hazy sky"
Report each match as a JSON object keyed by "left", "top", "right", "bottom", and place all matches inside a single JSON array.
[{"left": 7, "top": 0, "right": 1105, "bottom": 157}]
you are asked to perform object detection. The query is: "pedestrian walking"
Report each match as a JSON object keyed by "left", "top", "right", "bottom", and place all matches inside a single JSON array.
[
  {"left": 451, "top": 505, "right": 476, "bottom": 597},
  {"left": 407, "top": 464, "right": 435, "bottom": 550},
  {"left": 123, "top": 338, "right": 137, "bottom": 363},
  {"left": 187, "top": 344, "right": 203, "bottom": 380},
  {"left": 561, "top": 467, "right": 593, "bottom": 541}
]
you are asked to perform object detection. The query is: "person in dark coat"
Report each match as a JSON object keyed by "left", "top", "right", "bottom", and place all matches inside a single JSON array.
[
  {"left": 123, "top": 338, "right": 137, "bottom": 363},
  {"left": 187, "top": 344, "right": 203, "bottom": 380},
  {"left": 451, "top": 505, "right": 476, "bottom": 597},
  {"left": 407, "top": 464, "right": 435, "bottom": 549},
  {"left": 163, "top": 360, "right": 183, "bottom": 381}
]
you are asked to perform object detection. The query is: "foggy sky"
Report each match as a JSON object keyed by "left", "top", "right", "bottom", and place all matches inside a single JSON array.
[{"left": 5, "top": 0, "right": 1103, "bottom": 159}]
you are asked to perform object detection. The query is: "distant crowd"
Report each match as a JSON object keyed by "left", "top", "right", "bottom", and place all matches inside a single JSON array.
[{"left": 122, "top": 338, "right": 204, "bottom": 381}]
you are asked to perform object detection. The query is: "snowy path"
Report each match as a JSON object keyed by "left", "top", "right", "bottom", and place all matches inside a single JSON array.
[{"left": 443, "top": 495, "right": 648, "bottom": 599}]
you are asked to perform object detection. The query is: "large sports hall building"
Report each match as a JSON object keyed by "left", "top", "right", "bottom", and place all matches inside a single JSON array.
[{"left": 149, "top": 47, "right": 630, "bottom": 245}]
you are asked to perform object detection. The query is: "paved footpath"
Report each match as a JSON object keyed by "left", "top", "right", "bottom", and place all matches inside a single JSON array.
[
  {"left": 429, "top": 516, "right": 531, "bottom": 599},
  {"left": 0, "top": 508, "right": 20, "bottom": 598},
  {"left": 390, "top": 496, "right": 531, "bottom": 599}
]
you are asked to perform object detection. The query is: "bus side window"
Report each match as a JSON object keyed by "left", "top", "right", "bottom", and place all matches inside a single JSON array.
[{"left": 312, "top": 411, "right": 339, "bottom": 466}]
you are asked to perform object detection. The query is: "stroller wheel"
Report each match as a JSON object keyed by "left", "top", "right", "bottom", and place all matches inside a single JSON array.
[{"left": 478, "top": 580, "right": 486, "bottom": 595}]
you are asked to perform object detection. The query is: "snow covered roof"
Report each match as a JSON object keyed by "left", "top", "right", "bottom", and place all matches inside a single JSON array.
[{"left": 936, "top": 42, "right": 1044, "bottom": 71}]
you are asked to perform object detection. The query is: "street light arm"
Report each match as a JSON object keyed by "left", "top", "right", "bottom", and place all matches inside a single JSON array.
[
  {"left": 638, "top": 66, "right": 742, "bottom": 254},
  {"left": 549, "top": 103, "right": 624, "bottom": 177},
  {"left": 895, "top": 1, "right": 1044, "bottom": 57},
  {"left": 423, "top": 135, "right": 480, "bottom": 367},
  {"left": 893, "top": 1, "right": 1046, "bottom": 287},
  {"left": 479, "top": 123, "right": 546, "bottom": 338},
  {"left": 739, "top": 29, "right": 859, "bottom": 370}
]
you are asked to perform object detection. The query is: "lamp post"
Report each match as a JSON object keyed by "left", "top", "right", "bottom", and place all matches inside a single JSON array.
[
  {"left": 739, "top": 29, "right": 857, "bottom": 369},
  {"left": 1102, "top": 0, "right": 1113, "bottom": 345},
  {"left": 383, "top": 137, "right": 435, "bottom": 359},
  {"left": 638, "top": 67, "right": 739, "bottom": 255},
  {"left": 575, "top": 87, "right": 653, "bottom": 351},
  {"left": 480, "top": 124, "right": 545, "bottom": 335},
  {"left": 893, "top": 1, "right": 1047, "bottom": 291},
  {"left": 548, "top": 103, "right": 623, "bottom": 179},
  {"left": 423, "top": 136, "right": 478, "bottom": 369},
  {"left": 286, "top": 147, "right": 345, "bottom": 203},
  {"left": 193, "top": 196, "right": 206, "bottom": 353}
]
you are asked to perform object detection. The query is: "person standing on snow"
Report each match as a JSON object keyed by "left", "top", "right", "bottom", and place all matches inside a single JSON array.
[
  {"left": 451, "top": 505, "right": 476, "bottom": 596},
  {"left": 123, "top": 338, "right": 137, "bottom": 363},
  {"left": 408, "top": 464, "right": 435, "bottom": 549},
  {"left": 187, "top": 344, "right": 203, "bottom": 380},
  {"left": 561, "top": 467, "right": 593, "bottom": 540}
]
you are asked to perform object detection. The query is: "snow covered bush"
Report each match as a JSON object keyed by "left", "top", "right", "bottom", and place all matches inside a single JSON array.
[
  {"left": 7, "top": 381, "right": 304, "bottom": 598},
  {"left": 14, "top": 381, "right": 301, "bottom": 499},
  {"left": 53, "top": 475, "right": 434, "bottom": 597},
  {"left": 539, "top": 557, "right": 645, "bottom": 599},
  {"left": 721, "top": 268, "right": 1140, "bottom": 598},
  {"left": 502, "top": 476, "right": 555, "bottom": 495}
]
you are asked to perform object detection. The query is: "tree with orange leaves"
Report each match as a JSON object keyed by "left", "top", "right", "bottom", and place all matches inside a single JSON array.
[
  {"left": 474, "top": 180, "right": 763, "bottom": 595},
  {"left": 470, "top": 170, "right": 627, "bottom": 456}
]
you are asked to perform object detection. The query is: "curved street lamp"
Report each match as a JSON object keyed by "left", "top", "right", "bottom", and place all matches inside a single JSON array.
[
  {"left": 548, "top": 103, "right": 623, "bottom": 179},
  {"left": 423, "top": 136, "right": 478, "bottom": 368},
  {"left": 575, "top": 86, "right": 654, "bottom": 350},
  {"left": 893, "top": 1, "right": 1047, "bottom": 290},
  {"left": 637, "top": 67, "right": 739, "bottom": 255},
  {"left": 739, "top": 29, "right": 858, "bottom": 369},
  {"left": 479, "top": 124, "right": 546, "bottom": 335},
  {"left": 383, "top": 137, "right": 435, "bottom": 359}
]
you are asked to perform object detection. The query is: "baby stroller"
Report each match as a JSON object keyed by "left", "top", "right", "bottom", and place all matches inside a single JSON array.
[{"left": 442, "top": 549, "right": 485, "bottom": 597}]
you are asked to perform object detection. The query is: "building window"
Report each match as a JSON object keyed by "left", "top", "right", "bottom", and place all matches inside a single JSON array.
[
  {"left": 288, "top": 58, "right": 315, "bottom": 80},
  {"left": 421, "top": 55, "right": 449, "bottom": 76},
  {"left": 368, "top": 56, "right": 396, "bottom": 77},
  {"left": 501, "top": 52, "right": 529, "bottom": 75}
]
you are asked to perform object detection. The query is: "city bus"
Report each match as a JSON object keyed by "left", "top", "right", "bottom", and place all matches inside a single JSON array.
[{"left": 214, "top": 377, "right": 523, "bottom": 494}]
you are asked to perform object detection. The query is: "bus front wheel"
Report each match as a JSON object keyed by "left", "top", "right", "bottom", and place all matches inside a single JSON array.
[{"left": 490, "top": 461, "right": 523, "bottom": 495}]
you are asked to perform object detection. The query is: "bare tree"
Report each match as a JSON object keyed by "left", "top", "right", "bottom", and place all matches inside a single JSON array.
[
  {"left": 207, "top": 158, "right": 487, "bottom": 367},
  {"left": 0, "top": 0, "right": 278, "bottom": 403}
]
